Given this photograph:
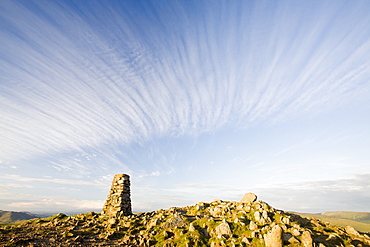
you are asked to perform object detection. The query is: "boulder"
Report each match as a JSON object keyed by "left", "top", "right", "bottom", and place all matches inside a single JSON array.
[
  {"left": 162, "top": 215, "right": 186, "bottom": 228},
  {"left": 189, "top": 223, "right": 196, "bottom": 232},
  {"left": 254, "top": 211, "right": 261, "bottom": 222},
  {"left": 240, "top": 193, "right": 257, "bottom": 203},
  {"left": 264, "top": 225, "right": 283, "bottom": 247},
  {"left": 345, "top": 226, "right": 359, "bottom": 236},
  {"left": 215, "top": 221, "right": 232, "bottom": 238},
  {"left": 301, "top": 231, "right": 313, "bottom": 247}
]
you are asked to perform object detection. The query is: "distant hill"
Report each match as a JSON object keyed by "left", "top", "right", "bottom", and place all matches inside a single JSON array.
[
  {"left": 322, "top": 211, "right": 370, "bottom": 224},
  {"left": 0, "top": 210, "right": 39, "bottom": 224},
  {"left": 293, "top": 212, "right": 370, "bottom": 233}
]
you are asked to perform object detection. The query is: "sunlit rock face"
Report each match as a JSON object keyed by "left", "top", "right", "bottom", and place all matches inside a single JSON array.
[{"left": 102, "top": 174, "right": 132, "bottom": 217}]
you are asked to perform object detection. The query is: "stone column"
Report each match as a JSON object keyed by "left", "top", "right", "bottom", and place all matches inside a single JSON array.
[{"left": 102, "top": 174, "right": 132, "bottom": 217}]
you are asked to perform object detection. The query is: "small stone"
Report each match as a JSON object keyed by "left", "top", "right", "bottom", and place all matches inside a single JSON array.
[
  {"left": 292, "top": 228, "right": 300, "bottom": 236},
  {"left": 262, "top": 210, "right": 268, "bottom": 219},
  {"left": 242, "top": 237, "right": 250, "bottom": 244},
  {"left": 249, "top": 221, "right": 258, "bottom": 230},
  {"left": 108, "top": 218, "right": 116, "bottom": 225},
  {"left": 282, "top": 217, "right": 290, "bottom": 225}
]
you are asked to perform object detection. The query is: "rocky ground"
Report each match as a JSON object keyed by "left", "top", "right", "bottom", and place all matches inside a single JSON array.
[{"left": 1, "top": 195, "right": 370, "bottom": 246}]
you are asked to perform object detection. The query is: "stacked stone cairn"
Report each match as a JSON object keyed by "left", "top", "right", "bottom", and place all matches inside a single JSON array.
[{"left": 102, "top": 174, "right": 132, "bottom": 217}]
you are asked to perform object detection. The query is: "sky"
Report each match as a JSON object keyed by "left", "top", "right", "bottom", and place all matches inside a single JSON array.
[{"left": 1, "top": 0, "right": 370, "bottom": 214}]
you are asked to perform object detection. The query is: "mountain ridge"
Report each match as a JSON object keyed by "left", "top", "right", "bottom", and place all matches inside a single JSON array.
[{"left": 0, "top": 210, "right": 40, "bottom": 224}]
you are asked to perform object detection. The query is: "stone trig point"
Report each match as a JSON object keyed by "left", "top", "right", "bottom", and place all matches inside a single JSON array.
[{"left": 102, "top": 174, "right": 132, "bottom": 217}]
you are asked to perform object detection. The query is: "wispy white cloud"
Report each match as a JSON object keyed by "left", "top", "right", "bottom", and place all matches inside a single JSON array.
[
  {"left": 0, "top": 183, "right": 33, "bottom": 190},
  {"left": 1, "top": 174, "right": 105, "bottom": 186},
  {"left": 138, "top": 171, "right": 161, "bottom": 178},
  {"left": 0, "top": 1, "right": 369, "bottom": 166}
]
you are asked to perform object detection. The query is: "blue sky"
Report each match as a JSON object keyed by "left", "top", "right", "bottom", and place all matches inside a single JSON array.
[{"left": 1, "top": 0, "right": 370, "bottom": 213}]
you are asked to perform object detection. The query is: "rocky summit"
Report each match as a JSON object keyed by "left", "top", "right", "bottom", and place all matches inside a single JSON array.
[
  {"left": 0, "top": 195, "right": 369, "bottom": 246},
  {"left": 0, "top": 175, "right": 369, "bottom": 246}
]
